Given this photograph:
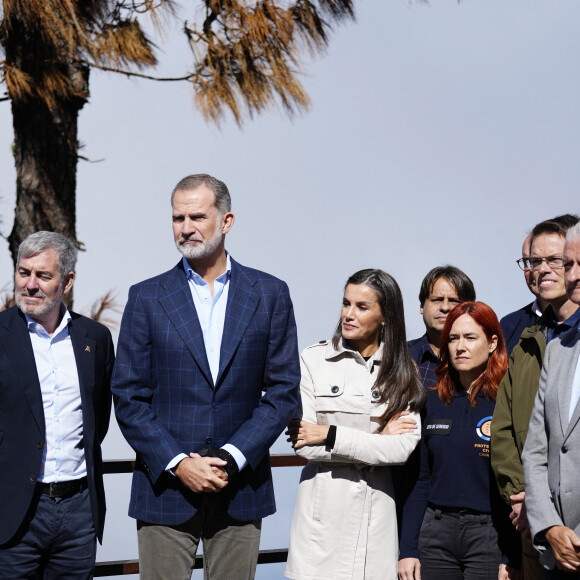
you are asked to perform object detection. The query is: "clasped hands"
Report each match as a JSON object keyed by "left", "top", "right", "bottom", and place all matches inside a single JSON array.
[
  {"left": 174, "top": 452, "right": 229, "bottom": 494},
  {"left": 509, "top": 492, "right": 580, "bottom": 573},
  {"left": 545, "top": 525, "right": 580, "bottom": 572}
]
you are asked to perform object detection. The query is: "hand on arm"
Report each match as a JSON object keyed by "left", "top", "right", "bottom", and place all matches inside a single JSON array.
[
  {"left": 174, "top": 453, "right": 228, "bottom": 493},
  {"left": 545, "top": 526, "right": 580, "bottom": 572},
  {"left": 382, "top": 411, "right": 418, "bottom": 435},
  {"left": 509, "top": 491, "right": 531, "bottom": 542},
  {"left": 286, "top": 419, "right": 330, "bottom": 449},
  {"left": 398, "top": 557, "right": 421, "bottom": 580},
  {"left": 498, "top": 563, "right": 521, "bottom": 580}
]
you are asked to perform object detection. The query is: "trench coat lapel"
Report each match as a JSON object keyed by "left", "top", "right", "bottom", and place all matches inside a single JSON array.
[{"left": 158, "top": 263, "right": 213, "bottom": 385}]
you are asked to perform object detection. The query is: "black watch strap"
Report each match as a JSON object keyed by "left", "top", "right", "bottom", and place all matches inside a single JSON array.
[
  {"left": 196, "top": 447, "right": 239, "bottom": 478},
  {"left": 325, "top": 425, "right": 337, "bottom": 451}
]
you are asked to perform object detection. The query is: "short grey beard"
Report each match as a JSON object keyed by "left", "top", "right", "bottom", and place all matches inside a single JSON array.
[
  {"left": 15, "top": 287, "right": 63, "bottom": 320},
  {"left": 176, "top": 217, "right": 223, "bottom": 260}
]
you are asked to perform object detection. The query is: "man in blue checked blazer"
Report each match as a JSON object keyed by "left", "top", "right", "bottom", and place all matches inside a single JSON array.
[{"left": 112, "top": 174, "right": 300, "bottom": 579}]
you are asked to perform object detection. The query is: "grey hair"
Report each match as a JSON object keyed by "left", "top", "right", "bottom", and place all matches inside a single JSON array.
[
  {"left": 566, "top": 222, "right": 580, "bottom": 243},
  {"left": 17, "top": 231, "right": 78, "bottom": 281},
  {"left": 170, "top": 174, "right": 232, "bottom": 215}
]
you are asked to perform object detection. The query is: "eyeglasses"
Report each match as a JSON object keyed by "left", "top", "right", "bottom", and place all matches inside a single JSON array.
[{"left": 516, "top": 256, "right": 565, "bottom": 271}]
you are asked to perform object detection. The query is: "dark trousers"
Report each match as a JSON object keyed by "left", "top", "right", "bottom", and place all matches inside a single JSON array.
[
  {"left": 544, "top": 568, "right": 580, "bottom": 578},
  {"left": 522, "top": 534, "right": 544, "bottom": 580},
  {"left": 0, "top": 488, "right": 96, "bottom": 579},
  {"left": 418, "top": 506, "right": 501, "bottom": 580}
]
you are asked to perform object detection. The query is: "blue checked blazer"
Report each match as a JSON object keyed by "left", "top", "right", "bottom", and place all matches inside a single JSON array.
[{"left": 112, "top": 258, "right": 300, "bottom": 524}]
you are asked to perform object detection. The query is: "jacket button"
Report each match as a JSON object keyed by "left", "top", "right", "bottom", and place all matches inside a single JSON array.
[
  {"left": 205, "top": 437, "right": 213, "bottom": 445},
  {"left": 331, "top": 386, "right": 339, "bottom": 394},
  {"left": 562, "top": 445, "right": 568, "bottom": 454},
  {"left": 29, "top": 474, "right": 36, "bottom": 482},
  {"left": 212, "top": 402, "right": 219, "bottom": 409},
  {"left": 37, "top": 441, "right": 43, "bottom": 449},
  {"left": 372, "top": 390, "right": 379, "bottom": 399}
]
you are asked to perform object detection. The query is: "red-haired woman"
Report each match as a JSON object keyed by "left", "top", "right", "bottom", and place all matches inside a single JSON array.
[{"left": 398, "top": 302, "right": 509, "bottom": 580}]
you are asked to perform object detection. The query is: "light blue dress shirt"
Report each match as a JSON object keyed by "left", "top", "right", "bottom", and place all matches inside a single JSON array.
[
  {"left": 166, "top": 256, "right": 246, "bottom": 472},
  {"left": 26, "top": 307, "right": 86, "bottom": 483},
  {"left": 183, "top": 255, "right": 231, "bottom": 384}
]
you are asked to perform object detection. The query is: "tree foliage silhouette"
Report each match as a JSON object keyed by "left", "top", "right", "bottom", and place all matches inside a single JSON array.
[{"left": 0, "top": 0, "right": 355, "bottom": 271}]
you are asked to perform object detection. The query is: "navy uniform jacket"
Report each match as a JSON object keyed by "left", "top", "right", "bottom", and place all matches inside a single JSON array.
[
  {"left": 112, "top": 258, "right": 300, "bottom": 524},
  {"left": 0, "top": 306, "right": 114, "bottom": 545},
  {"left": 399, "top": 386, "right": 508, "bottom": 559}
]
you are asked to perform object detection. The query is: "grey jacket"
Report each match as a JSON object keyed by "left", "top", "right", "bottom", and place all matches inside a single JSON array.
[{"left": 523, "top": 325, "right": 580, "bottom": 569}]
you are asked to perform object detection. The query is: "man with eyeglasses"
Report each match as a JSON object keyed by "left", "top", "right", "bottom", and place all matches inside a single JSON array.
[
  {"left": 523, "top": 221, "right": 580, "bottom": 578},
  {"left": 492, "top": 215, "right": 580, "bottom": 580},
  {"left": 500, "top": 214, "right": 578, "bottom": 356}
]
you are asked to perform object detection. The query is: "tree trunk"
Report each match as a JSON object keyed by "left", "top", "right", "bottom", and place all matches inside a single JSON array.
[
  {"left": 8, "top": 90, "right": 87, "bottom": 254},
  {"left": 4, "top": 10, "right": 89, "bottom": 308}
]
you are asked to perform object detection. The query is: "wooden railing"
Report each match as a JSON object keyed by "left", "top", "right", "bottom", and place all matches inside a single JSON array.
[{"left": 94, "top": 454, "right": 307, "bottom": 577}]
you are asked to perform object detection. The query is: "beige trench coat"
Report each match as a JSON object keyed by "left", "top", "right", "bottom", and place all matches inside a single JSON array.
[{"left": 285, "top": 341, "right": 421, "bottom": 580}]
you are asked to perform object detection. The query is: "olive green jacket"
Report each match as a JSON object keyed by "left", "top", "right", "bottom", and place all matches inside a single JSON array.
[{"left": 491, "top": 322, "right": 546, "bottom": 505}]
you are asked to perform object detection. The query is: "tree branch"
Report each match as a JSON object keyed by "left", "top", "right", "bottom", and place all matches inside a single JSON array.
[{"left": 80, "top": 59, "right": 192, "bottom": 81}]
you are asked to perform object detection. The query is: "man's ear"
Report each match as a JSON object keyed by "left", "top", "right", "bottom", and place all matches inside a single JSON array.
[
  {"left": 62, "top": 271, "right": 75, "bottom": 295},
  {"left": 221, "top": 212, "right": 235, "bottom": 234}
]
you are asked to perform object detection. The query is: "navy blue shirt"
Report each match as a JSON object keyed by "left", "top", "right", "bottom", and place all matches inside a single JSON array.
[
  {"left": 500, "top": 302, "right": 540, "bottom": 356},
  {"left": 399, "top": 386, "right": 497, "bottom": 559},
  {"left": 408, "top": 334, "right": 438, "bottom": 390},
  {"left": 543, "top": 305, "right": 580, "bottom": 344}
]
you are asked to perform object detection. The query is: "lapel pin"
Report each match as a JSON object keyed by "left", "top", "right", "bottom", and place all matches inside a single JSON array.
[{"left": 85, "top": 346, "right": 91, "bottom": 352}]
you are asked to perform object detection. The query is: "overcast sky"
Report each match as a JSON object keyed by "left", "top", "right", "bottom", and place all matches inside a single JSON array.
[{"left": 1, "top": 1, "right": 578, "bottom": 578}]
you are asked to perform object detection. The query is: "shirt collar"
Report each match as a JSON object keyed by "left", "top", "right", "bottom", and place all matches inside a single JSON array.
[
  {"left": 182, "top": 253, "right": 232, "bottom": 285},
  {"left": 564, "top": 307, "right": 580, "bottom": 330},
  {"left": 540, "top": 304, "right": 580, "bottom": 330},
  {"left": 325, "top": 338, "right": 383, "bottom": 366},
  {"left": 25, "top": 303, "right": 71, "bottom": 337},
  {"left": 417, "top": 333, "right": 438, "bottom": 362}
]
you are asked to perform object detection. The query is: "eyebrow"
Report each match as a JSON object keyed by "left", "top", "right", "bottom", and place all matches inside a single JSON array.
[{"left": 18, "top": 267, "right": 53, "bottom": 276}]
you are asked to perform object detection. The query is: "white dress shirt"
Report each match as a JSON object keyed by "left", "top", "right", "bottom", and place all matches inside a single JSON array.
[{"left": 27, "top": 307, "right": 86, "bottom": 483}]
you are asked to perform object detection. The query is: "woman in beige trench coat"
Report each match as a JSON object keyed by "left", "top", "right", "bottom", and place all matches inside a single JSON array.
[{"left": 285, "top": 269, "right": 426, "bottom": 580}]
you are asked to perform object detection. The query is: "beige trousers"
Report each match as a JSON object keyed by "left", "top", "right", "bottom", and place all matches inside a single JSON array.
[{"left": 137, "top": 498, "right": 261, "bottom": 580}]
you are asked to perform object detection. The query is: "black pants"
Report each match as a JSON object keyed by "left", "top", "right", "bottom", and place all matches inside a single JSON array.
[
  {"left": 544, "top": 568, "right": 580, "bottom": 578},
  {"left": 418, "top": 506, "right": 501, "bottom": 580}
]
